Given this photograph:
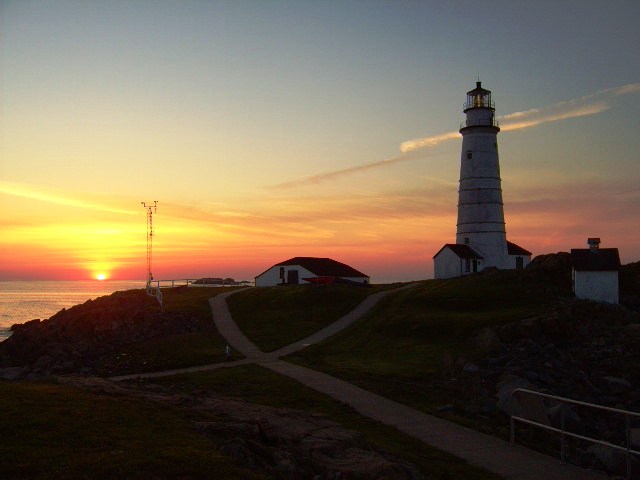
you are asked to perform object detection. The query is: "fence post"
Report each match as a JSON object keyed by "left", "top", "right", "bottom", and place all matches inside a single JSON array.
[
  {"left": 510, "top": 390, "right": 515, "bottom": 444},
  {"left": 510, "top": 416, "right": 515, "bottom": 444},
  {"left": 627, "top": 413, "right": 631, "bottom": 480},
  {"left": 560, "top": 403, "right": 566, "bottom": 464}
]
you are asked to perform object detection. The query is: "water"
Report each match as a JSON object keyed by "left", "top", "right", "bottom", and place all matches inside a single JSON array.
[{"left": 0, "top": 280, "right": 145, "bottom": 341}]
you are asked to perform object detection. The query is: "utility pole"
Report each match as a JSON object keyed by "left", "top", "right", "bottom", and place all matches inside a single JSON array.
[{"left": 141, "top": 201, "right": 162, "bottom": 307}]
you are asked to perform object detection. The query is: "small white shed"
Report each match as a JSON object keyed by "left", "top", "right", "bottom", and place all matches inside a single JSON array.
[
  {"left": 571, "top": 238, "right": 620, "bottom": 304},
  {"left": 255, "top": 257, "right": 370, "bottom": 287},
  {"left": 433, "top": 244, "right": 484, "bottom": 279}
]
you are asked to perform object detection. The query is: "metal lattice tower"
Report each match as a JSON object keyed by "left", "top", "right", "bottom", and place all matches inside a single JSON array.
[{"left": 141, "top": 201, "right": 158, "bottom": 290}]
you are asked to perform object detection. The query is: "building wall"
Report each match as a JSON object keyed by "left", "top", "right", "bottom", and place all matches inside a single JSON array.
[
  {"left": 434, "top": 248, "right": 463, "bottom": 279},
  {"left": 506, "top": 254, "right": 531, "bottom": 270},
  {"left": 573, "top": 270, "right": 619, "bottom": 304},
  {"left": 456, "top": 128, "right": 508, "bottom": 269},
  {"left": 255, "top": 265, "right": 369, "bottom": 287},
  {"left": 255, "top": 265, "right": 315, "bottom": 287}
]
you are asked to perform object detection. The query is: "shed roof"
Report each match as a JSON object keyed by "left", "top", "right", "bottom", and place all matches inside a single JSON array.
[
  {"left": 433, "top": 244, "right": 483, "bottom": 260},
  {"left": 259, "top": 257, "right": 368, "bottom": 278},
  {"left": 570, "top": 248, "right": 620, "bottom": 272},
  {"left": 507, "top": 241, "right": 532, "bottom": 256}
]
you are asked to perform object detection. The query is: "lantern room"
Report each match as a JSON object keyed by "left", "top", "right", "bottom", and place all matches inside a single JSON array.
[{"left": 464, "top": 81, "right": 495, "bottom": 111}]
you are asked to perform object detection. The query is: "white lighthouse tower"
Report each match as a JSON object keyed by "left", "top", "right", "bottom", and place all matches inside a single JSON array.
[{"left": 433, "top": 82, "right": 531, "bottom": 279}]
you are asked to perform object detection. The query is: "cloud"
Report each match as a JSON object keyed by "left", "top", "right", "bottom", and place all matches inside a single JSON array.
[
  {"left": 0, "top": 182, "right": 137, "bottom": 215},
  {"left": 270, "top": 82, "right": 640, "bottom": 189}
]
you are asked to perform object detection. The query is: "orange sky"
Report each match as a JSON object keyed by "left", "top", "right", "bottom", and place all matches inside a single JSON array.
[{"left": 1, "top": 3, "right": 639, "bottom": 282}]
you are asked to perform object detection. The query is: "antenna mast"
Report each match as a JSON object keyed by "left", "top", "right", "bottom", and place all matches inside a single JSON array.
[{"left": 141, "top": 201, "right": 160, "bottom": 305}]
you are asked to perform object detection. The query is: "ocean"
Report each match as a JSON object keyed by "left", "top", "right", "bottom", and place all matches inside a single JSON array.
[{"left": 0, "top": 280, "right": 145, "bottom": 341}]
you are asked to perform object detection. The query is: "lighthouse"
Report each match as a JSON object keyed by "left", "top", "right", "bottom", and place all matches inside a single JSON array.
[{"left": 433, "top": 82, "right": 531, "bottom": 279}]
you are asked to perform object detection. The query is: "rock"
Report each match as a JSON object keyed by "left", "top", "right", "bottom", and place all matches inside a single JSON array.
[
  {"left": 496, "top": 376, "right": 530, "bottom": 416},
  {"left": 630, "top": 428, "right": 640, "bottom": 450},
  {"left": 0, "top": 366, "right": 25, "bottom": 380},
  {"left": 463, "top": 362, "right": 480, "bottom": 374},
  {"left": 60, "top": 376, "right": 424, "bottom": 480},
  {"left": 547, "top": 403, "right": 583, "bottom": 434},
  {"left": 475, "top": 328, "right": 501, "bottom": 353},
  {"left": 586, "top": 444, "right": 626, "bottom": 474},
  {"left": 434, "top": 404, "right": 456, "bottom": 413},
  {"left": 219, "top": 438, "right": 275, "bottom": 471},
  {"left": 599, "top": 376, "right": 632, "bottom": 394},
  {"left": 527, "top": 252, "right": 572, "bottom": 274},
  {"left": 33, "top": 355, "right": 53, "bottom": 370},
  {"left": 623, "top": 323, "right": 640, "bottom": 339}
]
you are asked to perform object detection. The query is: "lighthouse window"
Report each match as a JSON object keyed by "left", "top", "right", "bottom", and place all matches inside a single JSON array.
[{"left": 466, "top": 151, "right": 472, "bottom": 159}]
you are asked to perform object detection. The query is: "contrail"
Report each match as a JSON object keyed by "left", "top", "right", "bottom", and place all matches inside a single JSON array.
[
  {"left": 268, "top": 151, "right": 425, "bottom": 190},
  {"left": 270, "top": 82, "right": 640, "bottom": 189}
]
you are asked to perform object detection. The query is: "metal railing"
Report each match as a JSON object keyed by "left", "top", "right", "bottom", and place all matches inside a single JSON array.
[
  {"left": 510, "top": 388, "right": 640, "bottom": 479},
  {"left": 460, "top": 117, "right": 500, "bottom": 130},
  {"left": 150, "top": 279, "right": 249, "bottom": 288},
  {"left": 145, "top": 283, "right": 163, "bottom": 309},
  {"left": 152, "top": 278, "right": 197, "bottom": 288},
  {"left": 464, "top": 98, "right": 495, "bottom": 110}
]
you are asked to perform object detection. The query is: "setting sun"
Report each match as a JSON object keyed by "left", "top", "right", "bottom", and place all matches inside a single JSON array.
[{"left": 95, "top": 273, "right": 107, "bottom": 281}]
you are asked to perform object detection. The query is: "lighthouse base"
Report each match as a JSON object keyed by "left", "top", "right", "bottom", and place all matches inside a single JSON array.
[{"left": 433, "top": 241, "right": 532, "bottom": 280}]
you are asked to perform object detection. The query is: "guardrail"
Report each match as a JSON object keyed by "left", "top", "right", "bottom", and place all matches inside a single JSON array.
[
  {"left": 150, "top": 279, "right": 250, "bottom": 288},
  {"left": 510, "top": 388, "right": 640, "bottom": 479},
  {"left": 145, "top": 283, "right": 163, "bottom": 309},
  {"left": 460, "top": 117, "right": 500, "bottom": 130},
  {"left": 152, "top": 279, "right": 197, "bottom": 288}
]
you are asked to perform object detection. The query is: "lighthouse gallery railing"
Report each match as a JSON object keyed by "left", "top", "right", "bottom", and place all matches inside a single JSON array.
[{"left": 460, "top": 117, "right": 500, "bottom": 129}]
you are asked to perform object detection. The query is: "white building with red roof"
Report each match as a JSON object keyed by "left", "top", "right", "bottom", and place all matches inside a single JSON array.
[
  {"left": 255, "top": 257, "right": 370, "bottom": 287},
  {"left": 571, "top": 238, "right": 620, "bottom": 304}
]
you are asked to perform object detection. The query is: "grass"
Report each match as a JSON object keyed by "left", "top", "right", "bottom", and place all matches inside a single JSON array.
[
  {"left": 144, "top": 364, "right": 500, "bottom": 479},
  {"left": 0, "top": 379, "right": 266, "bottom": 479},
  {"left": 285, "top": 269, "right": 570, "bottom": 433},
  {"left": 226, "top": 283, "right": 398, "bottom": 352},
  {"left": 96, "top": 286, "right": 244, "bottom": 376}
]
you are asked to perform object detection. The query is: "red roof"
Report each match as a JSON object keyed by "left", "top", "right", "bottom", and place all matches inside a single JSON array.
[
  {"left": 434, "top": 242, "right": 531, "bottom": 259},
  {"left": 571, "top": 248, "right": 620, "bottom": 271},
  {"left": 507, "top": 241, "right": 532, "bottom": 256},
  {"left": 262, "top": 257, "right": 368, "bottom": 278}
]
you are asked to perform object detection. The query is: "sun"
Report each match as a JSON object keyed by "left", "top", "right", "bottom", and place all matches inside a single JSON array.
[{"left": 95, "top": 273, "right": 107, "bottom": 281}]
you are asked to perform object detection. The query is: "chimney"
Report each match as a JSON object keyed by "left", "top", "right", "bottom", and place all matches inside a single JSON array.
[{"left": 587, "top": 238, "right": 601, "bottom": 251}]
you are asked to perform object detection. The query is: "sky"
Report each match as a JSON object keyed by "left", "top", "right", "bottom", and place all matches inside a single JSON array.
[{"left": 1, "top": 0, "right": 639, "bottom": 283}]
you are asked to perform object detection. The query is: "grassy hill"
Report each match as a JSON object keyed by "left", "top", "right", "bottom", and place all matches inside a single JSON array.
[
  {"left": 0, "top": 380, "right": 264, "bottom": 479},
  {"left": 139, "top": 364, "right": 499, "bottom": 479},
  {"left": 3, "top": 264, "right": 637, "bottom": 478},
  {"left": 226, "top": 284, "right": 397, "bottom": 352},
  {"left": 285, "top": 269, "right": 576, "bottom": 433}
]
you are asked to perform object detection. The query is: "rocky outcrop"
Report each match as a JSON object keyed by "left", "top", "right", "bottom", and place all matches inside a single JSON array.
[
  {"left": 0, "top": 290, "right": 203, "bottom": 378},
  {"left": 526, "top": 251, "right": 572, "bottom": 275},
  {"left": 463, "top": 299, "right": 640, "bottom": 475},
  {"left": 61, "top": 376, "right": 423, "bottom": 480}
]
